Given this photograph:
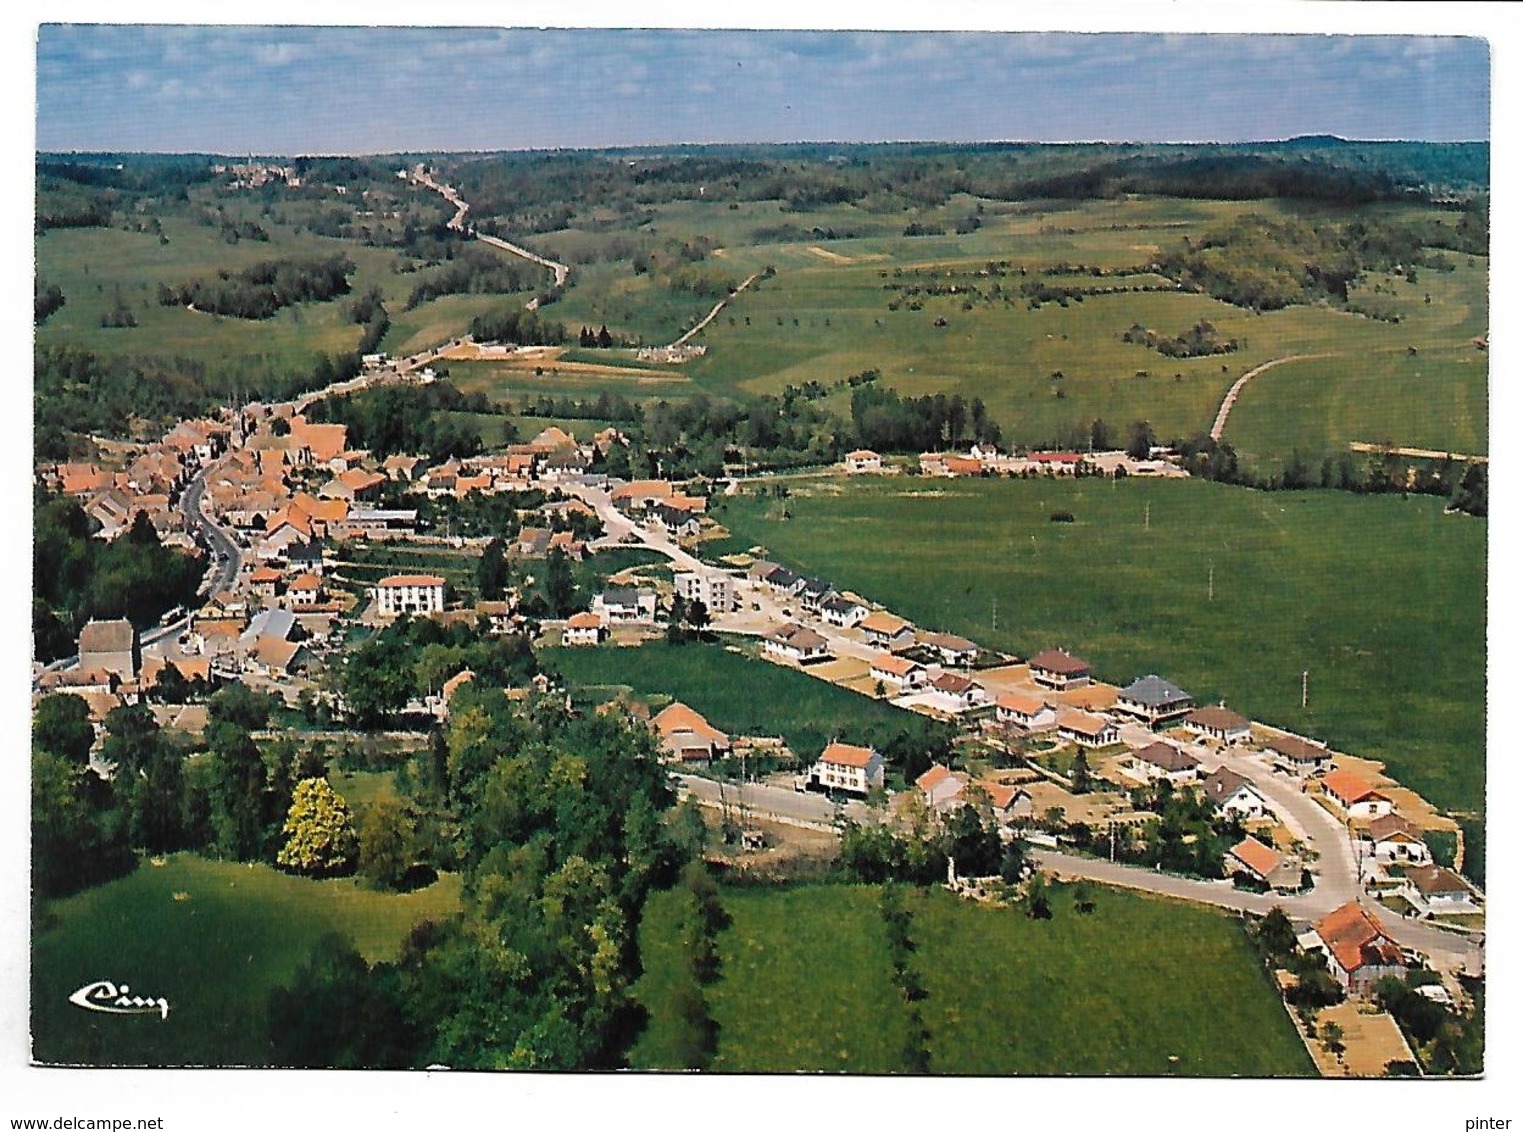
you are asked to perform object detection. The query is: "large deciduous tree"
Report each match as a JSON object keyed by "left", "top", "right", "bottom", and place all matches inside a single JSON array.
[{"left": 277, "top": 778, "right": 357, "bottom": 877}]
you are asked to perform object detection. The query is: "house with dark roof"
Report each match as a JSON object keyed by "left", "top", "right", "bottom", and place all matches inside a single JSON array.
[
  {"left": 797, "top": 577, "right": 839, "bottom": 614},
  {"left": 1125, "top": 740, "right": 1202, "bottom": 785},
  {"left": 1202, "top": 767, "right": 1269, "bottom": 821},
  {"left": 762, "top": 622, "right": 832, "bottom": 665},
  {"left": 1401, "top": 865, "right": 1480, "bottom": 914},
  {"left": 651, "top": 503, "right": 701, "bottom": 539},
  {"left": 1114, "top": 674, "right": 1193, "bottom": 727},
  {"left": 1264, "top": 733, "right": 1333, "bottom": 776},
  {"left": 1028, "top": 648, "right": 1090, "bottom": 691},
  {"left": 1184, "top": 705, "right": 1252, "bottom": 745},
  {"left": 820, "top": 595, "right": 870, "bottom": 629},
  {"left": 928, "top": 671, "right": 989, "bottom": 713},
  {"left": 593, "top": 585, "right": 657, "bottom": 624}
]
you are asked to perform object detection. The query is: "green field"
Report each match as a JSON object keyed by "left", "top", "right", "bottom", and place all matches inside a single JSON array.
[
  {"left": 632, "top": 883, "right": 1312, "bottom": 1075},
  {"left": 31, "top": 855, "right": 462, "bottom": 1067},
  {"left": 713, "top": 474, "right": 1484, "bottom": 816},
  {"left": 540, "top": 639, "right": 915, "bottom": 759}
]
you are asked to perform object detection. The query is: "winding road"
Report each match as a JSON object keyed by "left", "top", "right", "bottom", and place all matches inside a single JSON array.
[
  {"left": 1209, "top": 353, "right": 1335, "bottom": 442},
  {"left": 411, "top": 164, "right": 571, "bottom": 297}
]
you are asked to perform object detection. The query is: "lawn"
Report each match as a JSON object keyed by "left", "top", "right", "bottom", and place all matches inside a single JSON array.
[
  {"left": 713, "top": 474, "right": 1485, "bottom": 817},
  {"left": 540, "top": 639, "right": 916, "bottom": 759},
  {"left": 31, "top": 855, "right": 461, "bottom": 1067},
  {"left": 631, "top": 882, "right": 1313, "bottom": 1076}
]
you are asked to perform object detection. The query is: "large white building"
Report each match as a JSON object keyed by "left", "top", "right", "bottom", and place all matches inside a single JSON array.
[
  {"left": 673, "top": 569, "right": 737, "bottom": 614},
  {"left": 375, "top": 574, "right": 446, "bottom": 617},
  {"left": 805, "top": 742, "right": 884, "bottom": 796}
]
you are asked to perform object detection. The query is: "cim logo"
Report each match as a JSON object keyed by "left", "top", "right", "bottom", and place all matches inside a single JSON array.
[{"left": 68, "top": 980, "right": 170, "bottom": 1021}]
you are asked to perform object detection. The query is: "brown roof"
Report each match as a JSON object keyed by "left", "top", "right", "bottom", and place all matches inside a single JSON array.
[
  {"left": 1131, "top": 741, "right": 1199, "bottom": 772},
  {"left": 288, "top": 573, "right": 322, "bottom": 591},
  {"left": 1186, "top": 705, "right": 1251, "bottom": 732},
  {"left": 1230, "top": 836, "right": 1283, "bottom": 879},
  {"left": 1315, "top": 901, "right": 1401, "bottom": 975},
  {"left": 1030, "top": 648, "right": 1090, "bottom": 676},
  {"left": 820, "top": 741, "right": 877, "bottom": 769},
  {"left": 79, "top": 619, "right": 136, "bottom": 655},
  {"left": 251, "top": 636, "right": 302, "bottom": 671},
  {"left": 611, "top": 480, "right": 674, "bottom": 502},
  {"left": 1406, "top": 865, "right": 1471, "bottom": 897},
  {"left": 921, "top": 631, "right": 978, "bottom": 654},
  {"left": 1203, "top": 767, "right": 1257, "bottom": 805},
  {"left": 931, "top": 672, "right": 976, "bottom": 694},
  {"left": 1265, "top": 734, "right": 1328, "bottom": 762},
  {"left": 441, "top": 670, "right": 475, "bottom": 700},
  {"left": 250, "top": 565, "right": 282, "bottom": 584},
  {"left": 1368, "top": 813, "right": 1425, "bottom": 844},
  {"left": 566, "top": 612, "right": 602, "bottom": 630}
]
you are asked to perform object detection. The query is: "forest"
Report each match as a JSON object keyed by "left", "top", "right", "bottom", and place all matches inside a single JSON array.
[{"left": 157, "top": 254, "right": 355, "bottom": 320}]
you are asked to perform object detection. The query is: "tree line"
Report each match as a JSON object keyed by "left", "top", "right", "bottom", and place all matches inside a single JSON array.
[
  {"left": 157, "top": 254, "right": 355, "bottom": 320},
  {"left": 33, "top": 489, "right": 204, "bottom": 662}
]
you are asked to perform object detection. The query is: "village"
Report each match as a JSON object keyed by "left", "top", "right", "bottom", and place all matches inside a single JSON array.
[{"left": 32, "top": 346, "right": 1484, "bottom": 1078}]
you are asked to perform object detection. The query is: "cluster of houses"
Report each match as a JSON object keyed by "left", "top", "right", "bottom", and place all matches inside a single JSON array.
[
  {"left": 44, "top": 417, "right": 230, "bottom": 553},
  {"left": 879, "top": 445, "right": 1188, "bottom": 480},
  {"left": 1316, "top": 766, "right": 1481, "bottom": 918},
  {"left": 610, "top": 480, "right": 709, "bottom": 540}
]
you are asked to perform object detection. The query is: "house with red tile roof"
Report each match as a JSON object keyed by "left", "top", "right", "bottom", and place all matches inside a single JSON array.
[
  {"left": 1056, "top": 709, "right": 1118, "bottom": 748},
  {"left": 1320, "top": 768, "right": 1394, "bottom": 820},
  {"left": 860, "top": 611, "right": 915, "bottom": 651},
  {"left": 805, "top": 742, "right": 883, "bottom": 796},
  {"left": 652, "top": 702, "right": 731, "bottom": 763},
  {"left": 870, "top": 653, "right": 929, "bottom": 694},
  {"left": 844, "top": 449, "right": 882, "bottom": 474},
  {"left": 562, "top": 611, "right": 605, "bottom": 647},
  {"left": 994, "top": 691, "right": 1057, "bottom": 732},
  {"left": 1311, "top": 902, "right": 1405, "bottom": 994}
]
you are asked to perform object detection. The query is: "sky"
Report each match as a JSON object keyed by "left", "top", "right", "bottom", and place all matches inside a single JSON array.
[{"left": 35, "top": 25, "right": 1490, "bottom": 154}]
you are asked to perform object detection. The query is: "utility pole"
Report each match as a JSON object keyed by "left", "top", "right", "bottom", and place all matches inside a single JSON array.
[
  {"left": 1301, "top": 669, "right": 1309, "bottom": 709},
  {"left": 1144, "top": 501, "right": 1151, "bottom": 531},
  {"left": 991, "top": 595, "right": 998, "bottom": 633},
  {"left": 1207, "top": 560, "right": 1214, "bottom": 603}
]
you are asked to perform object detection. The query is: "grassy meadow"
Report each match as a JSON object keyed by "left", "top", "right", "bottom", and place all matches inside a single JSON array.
[
  {"left": 31, "top": 855, "right": 462, "bottom": 1067},
  {"left": 632, "top": 882, "right": 1313, "bottom": 1076},
  {"left": 711, "top": 474, "right": 1485, "bottom": 817},
  {"left": 541, "top": 639, "right": 915, "bottom": 759}
]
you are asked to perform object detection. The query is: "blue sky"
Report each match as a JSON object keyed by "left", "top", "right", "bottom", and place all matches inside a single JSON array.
[{"left": 35, "top": 26, "right": 1488, "bottom": 154}]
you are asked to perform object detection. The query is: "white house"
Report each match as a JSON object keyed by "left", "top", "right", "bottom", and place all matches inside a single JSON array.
[
  {"left": 916, "top": 764, "right": 966, "bottom": 812},
  {"left": 927, "top": 671, "right": 989, "bottom": 713},
  {"left": 1402, "top": 865, "right": 1480, "bottom": 914},
  {"left": 860, "top": 611, "right": 916, "bottom": 651},
  {"left": 594, "top": 585, "right": 658, "bottom": 624},
  {"left": 1201, "top": 768, "right": 1270, "bottom": 821},
  {"left": 871, "top": 653, "right": 929, "bottom": 694},
  {"left": 1028, "top": 648, "right": 1091, "bottom": 691},
  {"left": 1360, "top": 814, "right": 1432, "bottom": 868},
  {"left": 285, "top": 573, "right": 324, "bottom": 608},
  {"left": 820, "top": 595, "right": 870, "bottom": 629},
  {"left": 844, "top": 449, "right": 883, "bottom": 474},
  {"left": 1312, "top": 902, "right": 1405, "bottom": 995},
  {"left": 1321, "top": 768, "right": 1395, "bottom": 820},
  {"left": 1184, "top": 705, "right": 1253, "bottom": 746},
  {"left": 994, "top": 691, "right": 1057, "bottom": 732},
  {"left": 674, "top": 569, "right": 737, "bottom": 614},
  {"left": 375, "top": 574, "right": 446, "bottom": 617},
  {"left": 1125, "top": 740, "right": 1201, "bottom": 785},
  {"left": 1056, "top": 710, "right": 1118, "bottom": 748},
  {"left": 806, "top": 741, "right": 884, "bottom": 796},
  {"left": 762, "top": 622, "right": 832, "bottom": 664},
  {"left": 562, "top": 611, "right": 605, "bottom": 646},
  {"left": 919, "top": 631, "right": 979, "bottom": 667},
  {"left": 1265, "top": 733, "right": 1334, "bottom": 776}
]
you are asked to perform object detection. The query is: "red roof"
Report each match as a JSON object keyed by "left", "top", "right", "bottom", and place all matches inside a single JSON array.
[
  {"left": 1322, "top": 768, "right": 1386, "bottom": 808},
  {"left": 1029, "top": 452, "right": 1081, "bottom": 463},
  {"left": 820, "top": 741, "right": 877, "bottom": 769},
  {"left": 996, "top": 691, "right": 1050, "bottom": 716},
  {"left": 1315, "top": 902, "right": 1401, "bottom": 976},
  {"left": 1230, "top": 836, "right": 1283, "bottom": 879}
]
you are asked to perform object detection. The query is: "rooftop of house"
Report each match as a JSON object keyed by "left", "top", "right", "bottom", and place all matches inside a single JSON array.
[
  {"left": 378, "top": 574, "right": 447, "bottom": 587},
  {"left": 1029, "top": 648, "right": 1090, "bottom": 675},
  {"left": 78, "top": 618, "right": 136, "bottom": 655},
  {"left": 1321, "top": 767, "right": 1386, "bottom": 807},
  {"left": 1230, "top": 836, "right": 1283, "bottom": 878},
  {"left": 1119, "top": 674, "right": 1192, "bottom": 707},
  {"left": 1131, "top": 741, "right": 1200, "bottom": 772},
  {"left": 1314, "top": 901, "right": 1402, "bottom": 974},
  {"left": 1203, "top": 767, "right": 1257, "bottom": 804},
  {"left": 996, "top": 690, "right": 1051, "bottom": 715},
  {"left": 1406, "top": 865, "right": 1472, "bottom": 897},
  {"left": 652, "top": 701, "right": 730, "bottom": 746},
  {"left": 1187, "top": 704, "right": 1252, "bottom": 732},
  {"left": 819, "top": 741, "right": 877, "bottom": 769}
]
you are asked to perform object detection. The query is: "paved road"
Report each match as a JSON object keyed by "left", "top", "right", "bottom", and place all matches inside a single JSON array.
[
  {"left": 674, "top": 773, "right": 870, "bottom": 829},
  {"left": 411, "top": 165, "right": 571, "bottom": 292}
]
